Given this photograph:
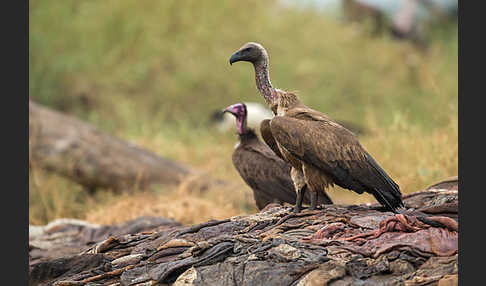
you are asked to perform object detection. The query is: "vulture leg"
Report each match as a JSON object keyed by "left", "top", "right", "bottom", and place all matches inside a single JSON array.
[
  {"left": 317, "top": 190, "right": 334, "bottom": 206},
  {"left": 309, "top": 190, "right": 318, "bottom": 211},
  {"left": 293, "top": 185, "right": 307, "bottom": 213},
  {"left": 291, "top": 167, "right": 307, "bottom": 213}
]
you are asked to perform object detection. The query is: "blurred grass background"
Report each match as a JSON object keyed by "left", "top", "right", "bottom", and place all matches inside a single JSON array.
[{"left": 29, "top": 0, "right": 457, "bottom": 226}]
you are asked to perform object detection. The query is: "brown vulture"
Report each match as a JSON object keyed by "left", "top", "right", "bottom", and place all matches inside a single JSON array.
[
  {"left": 223, "top": 102, "right": 333, "bottom": 210},
  {"left": 229, "top": 42, "right": 404, "bottom": 213}
]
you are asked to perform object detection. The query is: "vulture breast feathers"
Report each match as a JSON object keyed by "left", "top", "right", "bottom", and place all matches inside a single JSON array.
[{"left": 268, "top": 106, "right": 404, "bottom": 212}]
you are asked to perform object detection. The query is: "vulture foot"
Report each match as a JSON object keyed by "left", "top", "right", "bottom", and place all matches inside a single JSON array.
[{"left": 293, "top": 185, "right": 307, "bottom": 213}]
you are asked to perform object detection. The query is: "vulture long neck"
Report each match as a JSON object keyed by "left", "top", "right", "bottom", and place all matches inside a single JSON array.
[
  {"left": 238, "top": 128, "right": 258, "bottom": 143},
  {"left": 253, "top": 57, "right": 279, "bottom": 108},
  {"left": 236, "top": 116, "right": 258, "bottom": 143},
  {"left": 236, "top": 114, "right": 248, "bottom": 136}
]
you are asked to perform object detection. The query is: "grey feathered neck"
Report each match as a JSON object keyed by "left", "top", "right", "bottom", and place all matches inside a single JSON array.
[{"left": 252, "top": 51, "right": 278, "bottom": 107}]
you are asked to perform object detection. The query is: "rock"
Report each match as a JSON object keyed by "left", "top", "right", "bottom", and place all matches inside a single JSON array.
[{"left": 29, "top": 178, "right": 459, "bottom": 286}]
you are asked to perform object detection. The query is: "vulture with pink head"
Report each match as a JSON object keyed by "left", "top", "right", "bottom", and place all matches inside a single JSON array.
[
  {"left": 229, "top": 42, "right": 404, "bottom": 213},
  {"left": 224, "top": 102, "right": 332, "bottom": 210}
]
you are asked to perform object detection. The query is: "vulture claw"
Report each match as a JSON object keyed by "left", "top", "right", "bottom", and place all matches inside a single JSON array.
[{"left": 293, "top": 205, "right": 302, "bottom": 213}]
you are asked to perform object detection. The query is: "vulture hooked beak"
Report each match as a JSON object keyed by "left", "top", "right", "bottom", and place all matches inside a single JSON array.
[
  {"left": 229, "top": 51, "right": 242, "bottom": 66},
  {"left": 222, "top": 106, "right": 237, "bottom": 116}
]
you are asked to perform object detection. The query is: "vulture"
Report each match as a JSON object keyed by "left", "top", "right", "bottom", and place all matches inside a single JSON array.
[
  {"left": 223, "top": 102, "right": 333, "bottom": 210},
  {"left": 229, "top": 42, "right": 404, "bottom": 213}
]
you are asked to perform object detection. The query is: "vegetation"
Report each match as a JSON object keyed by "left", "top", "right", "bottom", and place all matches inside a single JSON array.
[{"left": 29, "top": 0, "right": 457, "bottom": 225}]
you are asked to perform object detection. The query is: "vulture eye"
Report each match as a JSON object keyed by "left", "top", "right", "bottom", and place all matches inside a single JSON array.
[{"left": 242, "top": 47, "right": 251, "bottom": 53}]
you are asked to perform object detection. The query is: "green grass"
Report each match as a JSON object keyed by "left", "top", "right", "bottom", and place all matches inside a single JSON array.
[{"left": 29, "top": 0, "right": 457, "bottom": 225}]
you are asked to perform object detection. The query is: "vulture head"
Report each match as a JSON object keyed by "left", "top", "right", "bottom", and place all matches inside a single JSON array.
[
  {"left": 229, "top": 42, "right": 268, "bottom": 65},
  {"left": 229, "top": 42, "right": 278, "bottom": 110},
  {"left": 223, "top": 103, "right": 247, "bottom": 135}
]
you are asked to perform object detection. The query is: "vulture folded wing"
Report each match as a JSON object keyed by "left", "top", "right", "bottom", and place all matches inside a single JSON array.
[
  {"left": 269, "top": 116, "right": 403, "bottom": 212},
  {"left": 260, "top": 119, "right": 285, "bottom": 160},
  {"left": 261, "top": 119, "right": 331, "bottom": 205},
  {"left": 232, "top": 146, "right": 296, "bottom": 209}
]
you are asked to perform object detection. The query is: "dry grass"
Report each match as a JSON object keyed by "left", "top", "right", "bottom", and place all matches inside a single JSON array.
[
  {"left": 84, "top": 187, "right": 247, "bottom": 226},
  {"left": 29, "top": 168, "right": 91, "bottom": 226}
]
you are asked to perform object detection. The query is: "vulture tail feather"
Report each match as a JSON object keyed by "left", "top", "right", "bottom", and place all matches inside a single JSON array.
[
  {"left": 371, "top": 187, "right": 403, "bottom": 213},
  {"left": 365, "top": 153, "right": 404, "bottom": 212}
]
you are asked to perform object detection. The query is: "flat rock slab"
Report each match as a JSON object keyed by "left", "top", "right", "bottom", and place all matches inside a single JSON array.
[
  {"left": 29, "top": 216, "right": 181, "bottom": 265},
  {"left": 29, "top": 178, "right": 458, "bottom": 286}
]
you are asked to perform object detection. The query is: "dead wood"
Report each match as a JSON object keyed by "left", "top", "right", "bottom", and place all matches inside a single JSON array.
[
  {"left": 29, "top": 100, "right": 195, "bottom": 191},
  {"left": 29, "top": 177, "right": 458, "bottom": 286}
]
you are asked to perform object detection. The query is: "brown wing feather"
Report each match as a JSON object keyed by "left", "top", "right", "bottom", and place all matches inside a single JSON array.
[
  {"left": 232, "top": 141, "right": 296, "bottom": 209},
  {"left": 233, "top": 134, "right": 329, "bottom": 209},
  {"left": 260, "top": 119, "right": 285, "bottom": 160},
  {"left": 260, "top": 119, "right": 332, "bottom": 206},
  {"left": 269, "top": 114, "right": 403, "bottom": 211}
]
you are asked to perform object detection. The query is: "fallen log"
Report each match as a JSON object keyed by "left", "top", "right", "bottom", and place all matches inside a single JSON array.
[
  {"left": 29, "top": 100, "right": 193, "bottom": 191},
  {"left": 29, "top": 177, "right": 458, "bottom": 286}
]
